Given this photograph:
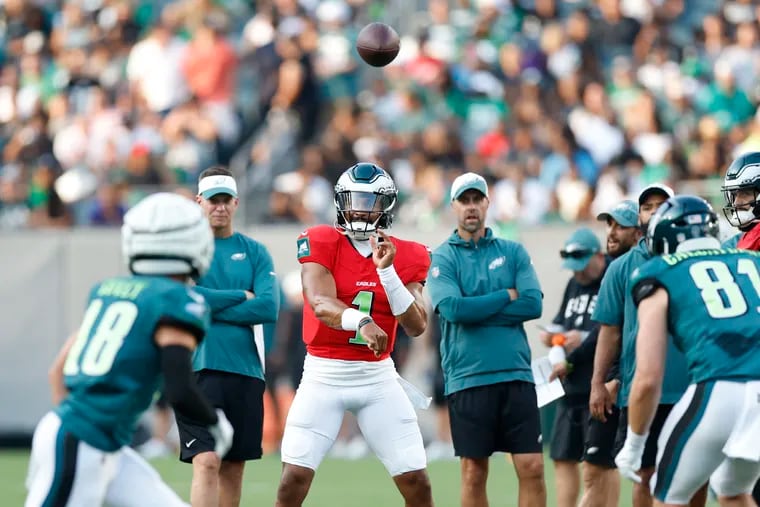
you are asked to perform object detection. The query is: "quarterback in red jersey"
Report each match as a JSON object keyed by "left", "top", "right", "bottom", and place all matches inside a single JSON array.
[{"left": 275, "top": 163, "right": 434, "bottom": 507}]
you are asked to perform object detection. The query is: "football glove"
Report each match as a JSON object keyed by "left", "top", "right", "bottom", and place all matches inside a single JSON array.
[
  {"left": 615, "top": 427, "right": 647, "bottom": 484},
  {"left": 209, "top": 409, "right": 234, "bottom": 458}
]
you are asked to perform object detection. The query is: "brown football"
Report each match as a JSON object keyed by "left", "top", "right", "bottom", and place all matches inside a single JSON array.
[{"left": 356, "top": 22, "right": 400, "bottom": 67}]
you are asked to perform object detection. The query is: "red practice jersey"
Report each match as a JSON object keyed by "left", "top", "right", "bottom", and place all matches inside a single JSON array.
[{"left": 296, "top": 225, "right": 430, "bottom": 361}]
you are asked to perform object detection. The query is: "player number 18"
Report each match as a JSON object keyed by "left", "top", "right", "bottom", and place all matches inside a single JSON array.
[{"left": 63, "top": 299, "right": 138, "bottom": 376}]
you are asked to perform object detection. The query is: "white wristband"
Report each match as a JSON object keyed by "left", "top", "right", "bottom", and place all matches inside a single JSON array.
[
  {"left": 626, "top": 426, "right": 649, "bottom": 451},
  {"left": 377, "top": 265, "right": 416, "bottom": 316},
  {"left": 341, "top": 308, "right": 369, "bottom": 331}
]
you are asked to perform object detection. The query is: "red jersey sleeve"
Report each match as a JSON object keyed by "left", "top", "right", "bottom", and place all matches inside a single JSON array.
[
  {"left": 297, "top": 225, "right": 340, "bottom": 270},
  {"left": 393, "top": 239, "right": 432, "bottom": 285}
]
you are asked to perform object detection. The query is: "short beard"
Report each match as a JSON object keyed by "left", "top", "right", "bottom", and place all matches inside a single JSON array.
[{"left": 461, "top": 220, "right": 481, "bottom": 233}]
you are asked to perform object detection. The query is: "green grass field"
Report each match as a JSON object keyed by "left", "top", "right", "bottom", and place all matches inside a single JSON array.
[{"left": 0, "top": 448, "right": 677, "bottom": 507}]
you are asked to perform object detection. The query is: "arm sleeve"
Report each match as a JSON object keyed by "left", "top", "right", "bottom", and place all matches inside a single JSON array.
[
  {"left": 191, "top": 286, "right": 247, "bottom": 313},
  {"left": 490, "top": 244, "right": 543, "bottom": 326},
  {"left": 161, "top": 345, "right": 218, "bottom": 426},
  {"left": 591, "top": 260, "right": 625, "bottom": 326},
  {"left": 427, "top": 253, "right": 510, "bottom": 324},
  {"left": 213, "top": 245, "right": 281, "bottom": 325}
]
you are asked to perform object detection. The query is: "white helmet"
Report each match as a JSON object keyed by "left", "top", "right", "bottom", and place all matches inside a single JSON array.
[
  {"left": 122, "top": 192, "right": 214, "bottom": 277},
  {"left": 334, "top": 163, "right": 397, "bottom": 241}
]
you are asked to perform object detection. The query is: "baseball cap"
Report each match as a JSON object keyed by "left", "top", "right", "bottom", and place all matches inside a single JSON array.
[
  {"left": 198, "top": 174, "right": 238, "bottom": 199},
  {"left": 597, "top": 200, "right": 638, "bottom": 227},
  {"left": 638, "top": 183, "right": 674, "bottom": 206},
  {"left": 451, "top": 172, "right": 489, "bottom": 201},
  {"left": 560, "top": 227, "right": 601, "bottom": 271}
]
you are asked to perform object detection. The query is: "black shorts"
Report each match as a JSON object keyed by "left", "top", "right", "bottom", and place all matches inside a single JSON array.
[
  {"left": 550, "top": 400, "right": 590, "bottom": 462},
  {"left": 583, "top": 405, "right": 620, "bottom": 468},
  {"left": 614, "top": 404, "right": 673, "bottom": 469},
  {"left": 447, "top": 381, "right": 542, "bottom": 458},
  {"left": 175, "top": 369, "right": 265, "bottom": 463}
]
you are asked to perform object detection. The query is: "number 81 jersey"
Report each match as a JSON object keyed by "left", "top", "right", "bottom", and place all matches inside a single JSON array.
[
  {"left": 297, "top": 225, "right": 430, "bottom": 361},
  {"left": 631, "top": 249, "right": 760, "bottom": 384},
  {"left": 56, "top": 276, "right": 209, "bottom": 451}
]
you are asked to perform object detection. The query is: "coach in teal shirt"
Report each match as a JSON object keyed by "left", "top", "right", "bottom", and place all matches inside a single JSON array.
[
  {"left": 175, "top": 166, "right": 280, "bottom": 507},
  {"left": 592, "top": 237, "right": 689, "bottom": 407},
  {"left": 427, "top": 173, "right": 546, "bottom": 506}
]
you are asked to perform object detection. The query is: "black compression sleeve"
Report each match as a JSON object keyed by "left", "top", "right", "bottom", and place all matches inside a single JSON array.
[{"left": 161, "top": 345, "right": 218, "bottom": 426}]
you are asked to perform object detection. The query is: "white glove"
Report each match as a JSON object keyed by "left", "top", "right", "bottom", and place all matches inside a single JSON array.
[
  {"left": 208, "top": 409, "right": 234, "bottom": 458},
  {"left": 615, "top": 427, "right": 647, "bottom": 484}
]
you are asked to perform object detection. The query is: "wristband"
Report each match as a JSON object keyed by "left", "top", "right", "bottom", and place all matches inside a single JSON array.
[
  {"left": 376, "top": 265, "right": 416, "bottom": 316},
  {"left": 357, "top": 316, "right": 373, "bottom": 329},
  {"left": 625, "top": 426, "right": 649, "bottom": 451},
  {"left": 341, "top": 308, "right": 368, "bottom": 331}
]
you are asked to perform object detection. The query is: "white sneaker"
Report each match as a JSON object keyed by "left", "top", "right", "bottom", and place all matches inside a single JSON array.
[
  {"left": 138, "top": 438, "right": 172, "bottom": 459},
  {"left": 425, "top": 440, "right": 456, "bottom": 461}
]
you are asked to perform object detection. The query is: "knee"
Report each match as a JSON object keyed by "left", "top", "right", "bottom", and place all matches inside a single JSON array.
[
  {"left": 461, "top": 460, "right": 489, "bottom": 489},
  {"left": 220, "top": 460, "right": 245, "bottom": 481},
  {"left": 278, "top": 464, "right": 313, "bottom": 492},
  {"left": 516, "top": 455, "right": 545, "bottom": 483},
  {"left": 396, "top": 469, "right": 432, "bottom": 496},
  {"left": 582, "top": 462, "right": 605, "bottom": 486},
  {"left": 193, "top": 451, "right": 222, "bottom": 474}
]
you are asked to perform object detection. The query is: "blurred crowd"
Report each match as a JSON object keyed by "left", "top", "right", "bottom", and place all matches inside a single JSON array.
[{"left": 1, "top": 0, "right": 759, "bottom": 229}]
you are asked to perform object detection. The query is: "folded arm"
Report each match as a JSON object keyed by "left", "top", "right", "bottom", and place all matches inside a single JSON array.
[
  {"left": 213, "top": 252, "right": 281, "bottom": 326},
  {"left": 191, "top": 286, "right": 247, "bottom": 313},
  {"left": 489, "top": 288, "right": 543, "bottom": 326}
]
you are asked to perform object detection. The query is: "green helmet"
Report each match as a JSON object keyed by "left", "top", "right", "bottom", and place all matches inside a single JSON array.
[
  {"left": 646, "top": 195, "right": 720, "bottom": 255},
  {"left": 721, "top": 151, "right": 760, "bottom": 230}
]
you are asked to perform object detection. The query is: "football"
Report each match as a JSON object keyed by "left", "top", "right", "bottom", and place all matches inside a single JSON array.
[{"left": 356, "top": 22, "right": 400, "bottom": 67}]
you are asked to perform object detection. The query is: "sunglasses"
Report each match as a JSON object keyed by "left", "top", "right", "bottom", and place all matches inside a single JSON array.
[{"left": 560, "top": 248, "right": 593, "bottom": 259}]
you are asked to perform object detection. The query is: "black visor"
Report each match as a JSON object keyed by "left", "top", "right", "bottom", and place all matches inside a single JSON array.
[{"left": 560, "top": 248, "right": 592, "bottom": 259}]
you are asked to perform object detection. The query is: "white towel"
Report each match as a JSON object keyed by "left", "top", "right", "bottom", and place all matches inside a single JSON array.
[{"left": 397, "top": 376, "right": 432, "bottom": 410}]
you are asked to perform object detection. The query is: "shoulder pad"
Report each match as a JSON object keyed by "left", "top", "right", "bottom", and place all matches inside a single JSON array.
[{"left": 632, "top": 278, "right": 663, "bottom": 307}]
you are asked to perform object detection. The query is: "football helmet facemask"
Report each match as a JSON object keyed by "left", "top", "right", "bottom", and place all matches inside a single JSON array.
[
  {"left": 334, "top": 163, "right": 397, "bottom": 241},
  {"left": 721, "top": 152, "right": 760, "bottom": 230}
]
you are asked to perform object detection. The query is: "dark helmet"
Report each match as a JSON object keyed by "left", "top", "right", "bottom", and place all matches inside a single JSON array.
[
  {"left": 646, "top": 195, "right": 720, "bottom": 255},
  {"left": 721, "top": 152, "right": 760, "bottom": 230}
]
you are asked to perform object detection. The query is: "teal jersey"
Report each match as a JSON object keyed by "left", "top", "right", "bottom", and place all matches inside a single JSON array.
[
  {"left": 592, "top": 239, "right": 689, "bottom": 406},
  {"left": 721, "top": 233, "right": 741, "bottom": 249},
  {"left": 56, "top": 276, "right": 209, "bottom": 452},
  {"left": 192, "top": 232, "right": 279, "bottom": 379},
  {"left": 427, "top": 228, "right": 543, "bottom": 395},
  {"left": 632, "top": 248, "right": 760, "bottom": 384}
]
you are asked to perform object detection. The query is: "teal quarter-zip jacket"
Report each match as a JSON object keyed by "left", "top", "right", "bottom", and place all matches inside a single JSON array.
[
  {"left": 192, "top": 232, "right": 280, "bottom": 380},
  {"left": 592, "top": 238, "right": 688, "bottom": 406},
  {"left": 427, "top": 228, "right": 543, "bottom": 395}
]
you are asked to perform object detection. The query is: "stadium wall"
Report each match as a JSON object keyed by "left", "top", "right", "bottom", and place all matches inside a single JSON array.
[{"left": 0, "top": 221, "right": 731, "bottom": 439}]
